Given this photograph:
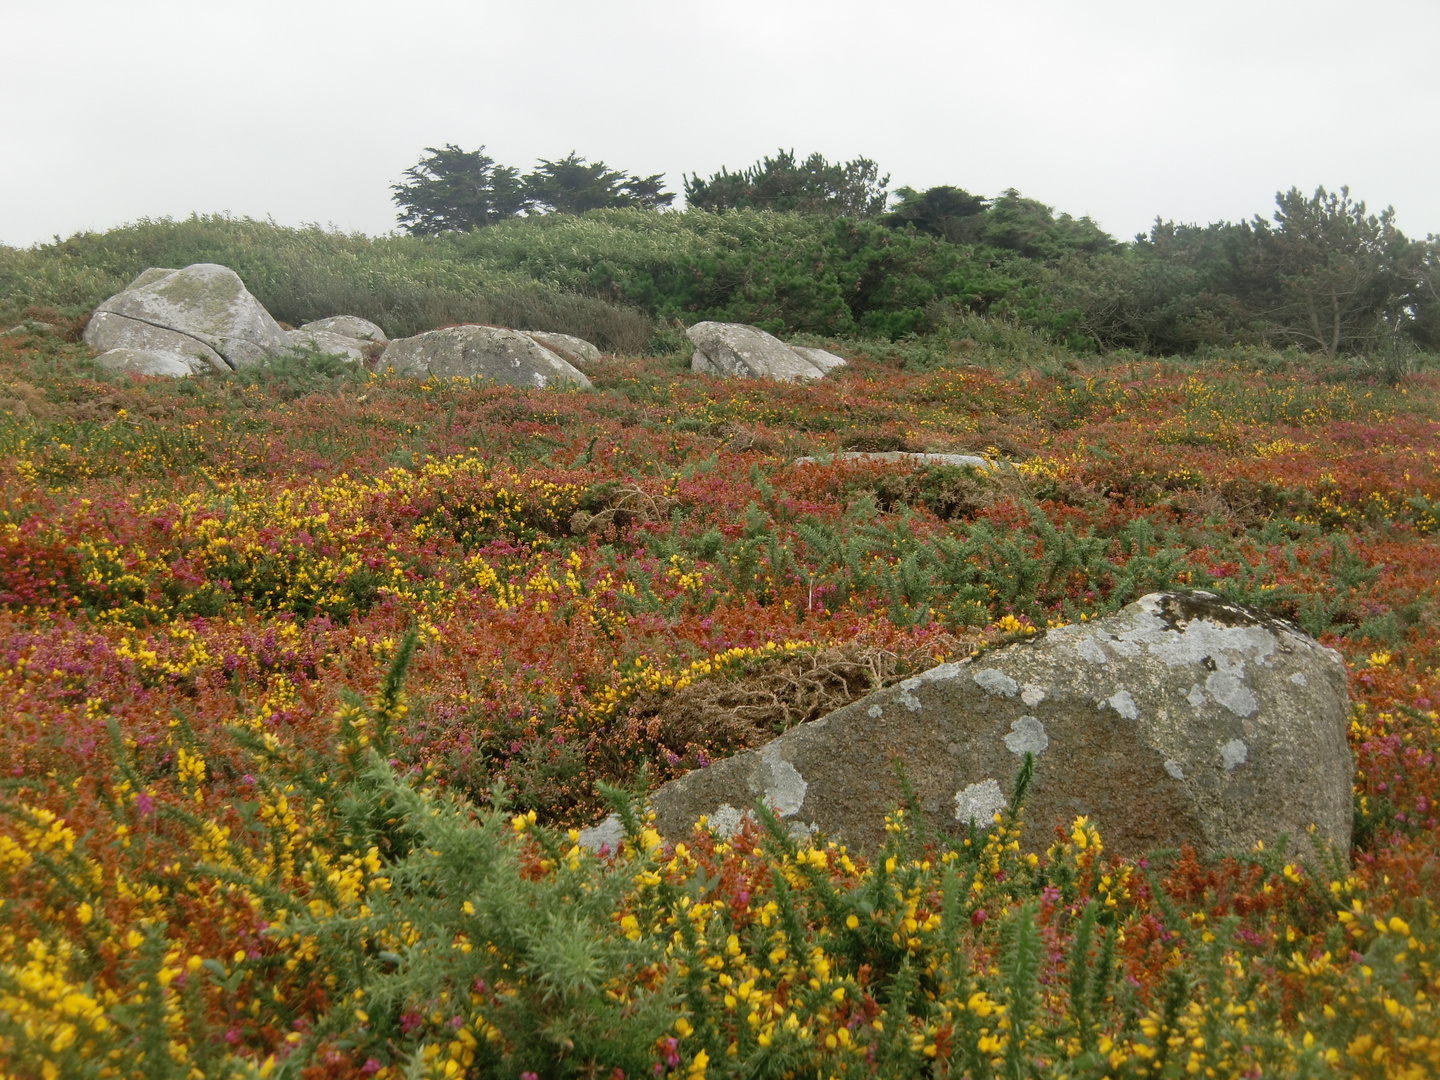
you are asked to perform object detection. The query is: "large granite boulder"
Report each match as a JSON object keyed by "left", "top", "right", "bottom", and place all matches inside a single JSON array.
[
  {"left": 523, "top": 331, "right": 601, "bottom": 368},
  {"left": 646, "top": 591, "right": 1352, "bottom": 861},
  {"left": 381, "top": 325, "right": 592, "bottom": 390},
  {"left": 83, "top": 264, "right": 289, "bottom": 370},
  {"left": 287, "top": 315, "right": 388, "bottom": 362},
  {"left": 687, "top": 322, "right": 843, "bottom": 382}
]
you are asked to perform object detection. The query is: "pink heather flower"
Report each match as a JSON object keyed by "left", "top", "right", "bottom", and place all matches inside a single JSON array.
[
  {"left": 363, "top": 1060, "right": 381, "bottom": 1075},
  {"left": 134, "top": 792, "right": 155, "bottom": 818}
]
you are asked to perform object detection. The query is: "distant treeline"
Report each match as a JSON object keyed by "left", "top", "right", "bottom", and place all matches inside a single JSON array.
[{"left": 2, "top": 146, "right": 1435, "bottom": 359}]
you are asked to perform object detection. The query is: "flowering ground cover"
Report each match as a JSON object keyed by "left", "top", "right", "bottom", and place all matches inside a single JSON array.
[{"left": 0, "top": 329, "right": 1437, "bottom": 1079}]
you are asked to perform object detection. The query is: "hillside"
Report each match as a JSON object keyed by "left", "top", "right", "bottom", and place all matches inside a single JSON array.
[{"left": 0, "top": 303, "right": 1437, "bottom": 1078}]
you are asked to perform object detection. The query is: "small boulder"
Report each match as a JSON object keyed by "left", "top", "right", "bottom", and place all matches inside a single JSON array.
[
  {"left": 647, "top": 591, "right": 1352, "bottom": 861},
  {"left": 94, "top": 348, "right": 210, "bottom": 378},
  {"left": 287, "top": 316, "right": 388, "bottom": 362},
  {"left": 381, "top": 325, "right": 591, "bottom": 390},
  {"left": 299, "top": 315, "right": 387, "bottom": 342},
  {"left": 790, "top": 345, "right": 847, "bottom": 373},
  {"left": 687, "top": 322, "right": 841, "bottom": 382},
  {"left": 84, "top": 264, "right": 290, "bottom": 370},
  {"left": 523, "top": 331, "right": 601, "bottom": 368}
]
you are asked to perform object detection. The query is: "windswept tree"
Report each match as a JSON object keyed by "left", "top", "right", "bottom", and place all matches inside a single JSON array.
[
  {"left": 685, "top": 150, "right": 889, "bottom": 217},
  {"left": 393, "top": 147, "right": 674, "bottom": 233},
  {"left": 391, "top": 144, "right": 531, "bottom": 234},
  {"left": 884, "top": 185, "right": 989, "bottom": 243},
  {"left": 524, "top": 152, "right": 675, "bottom": 214},
  {"left": 1255, "top": 185, "right": 1414, "bottom": 357}
]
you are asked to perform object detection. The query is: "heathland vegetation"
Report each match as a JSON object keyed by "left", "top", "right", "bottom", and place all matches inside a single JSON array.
[{"left": 0, "top": 154, "right": 1437, "bottom": 1078}]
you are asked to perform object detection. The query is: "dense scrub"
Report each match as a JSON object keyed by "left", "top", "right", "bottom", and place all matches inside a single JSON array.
[
  {"left": 6, "top": 201, "right": 1435, "bottom": 362},
  {"left": 0, "top": 328, "right": 1438, "bottom": 1078}
]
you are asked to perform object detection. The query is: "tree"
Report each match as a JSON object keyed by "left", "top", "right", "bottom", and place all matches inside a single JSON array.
[
  {"left": 1255, "top": 185, "right": 1412, "bottom": 357},
  {"left": 684, "top": 150, "right": 890, "bottom": 217},
  {"left": 883, "top": 186, "right": 989, "bottom": 243},
  {"left": 978, "top": 189, "right": 1115, "bottom": 259},
  {"left": 523, "top": 152, "right": 675, "bottom": 214},
  {"left": 393, "top": 147, "right": 674, "bottom": 234},
  {"left": 392, "top": 144, "right": 530, "bottom": 234}
]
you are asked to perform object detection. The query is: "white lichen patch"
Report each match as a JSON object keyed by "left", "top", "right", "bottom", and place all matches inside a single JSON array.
[
  {"left": 1076, "top": 637, "right": 1109, "bottom": 665},
  {"left": 898, "top": 684, "right": 922, "bottom": 712},
  {"left": 973, "top": 668, "right": 1019, "bottom": 697},
  {"left": 1187, "top": 684, "right": 1207, "bottom": 708},
  {"left": 954, "top": 778, "right": 1007, "bottom": 826},
  {"left": 1108, "top": 690, "right": 1139, "bottom": 720},
  {"left": 867, "top": 704, "right": 883, "bottom": 719},
  {"left": 1021, "top": 684, "right": 1047, "bottom": 707},
  {"left": 1220, "top": 739, "right": 1248, "bottom": 770},
  {"left": 1004, "top": 716, "right": 1049, "bottom": 756},
  {"left": 707, "top": 804, "right": 746, "bottom": 838},
  {"left": 759, "top": 742, "right": 808, "bottom": 816},
  {"left": 1206, "top": 671, "right": 1258, "bottom": 717},
  {"left": 1290, "top": 672, "right": 1308, "bottom": 687},
  {"left": 920, "top": 662, "right": 965, "bottom": 683},
  {"left": 1164, "top": 760, "right": 1186, "bottom": 780}
]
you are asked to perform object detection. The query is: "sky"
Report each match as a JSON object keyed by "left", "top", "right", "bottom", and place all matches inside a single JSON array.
[{"left": 4, "top": 0, "right": 1438, "bottom": 248}]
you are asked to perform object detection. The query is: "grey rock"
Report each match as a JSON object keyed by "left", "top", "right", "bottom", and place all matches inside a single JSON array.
[
  {"left": 94, "top": 348, "right": 210, "bottom": 378},
  {"left": 523, "top": 331, "right": 601, "bottom": 368},
  {"left": 84, "top": 264, "right": 289, "bottom": 370},
  {"left": 298, "top": 315, "right": 387, "bottom": 343},
  {"left": 790, "top": 345, "right": 847, "bottom": 373},
  {"left": 286, "top": 329, "right": 369, "bottom": 362},
  {"left": 83, "top": 312, "right": 229, "bottom": 372},
  {"left": 2, "top": 320, "right": 59, "bottom": 337},
  {"left": 650, "top": 591, "right": 1352, "bottom": 861},
  {"left": 793, "top": 451, "right": 993, "bottom": 469},
  {"left": 381, "top": 325, "right": 592, "bottom": 390},
  {"left": 687, "top": 321, "right": 831, "bottom": 382},
  {"left": 288, "top": 316, "right": 388, "bottom": 362}
]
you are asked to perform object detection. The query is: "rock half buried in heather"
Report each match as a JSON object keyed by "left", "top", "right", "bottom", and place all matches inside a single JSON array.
[
  {"left": 287, "top": 315, "right": 389, "bottom": 362},
  {"left": 381, "top": 325, "right": 592, "bottom": 390},
  {"left": 793, "top": 451, "right": 993, "bottom": 469},
  {"left": 83, "top": 264, "right": 290, "bottom": 370},
  {"left": 648, "top": 591, "right": 1352, "bottom": 861},
  {"left": 687, "top": 322, "right": 843, "bottom": 382}
]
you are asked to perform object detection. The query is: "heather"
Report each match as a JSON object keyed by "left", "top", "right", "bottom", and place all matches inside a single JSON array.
[{"left": 0, "top": 328, "right": 1438, "bottom": 1079}]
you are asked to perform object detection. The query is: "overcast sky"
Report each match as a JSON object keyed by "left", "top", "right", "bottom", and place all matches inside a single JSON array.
[{"left": 4, "top": 0, "right": 1438, "bottom": 248}]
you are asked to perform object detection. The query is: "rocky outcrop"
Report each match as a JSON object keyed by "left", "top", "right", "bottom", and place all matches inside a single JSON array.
[
  {"left": 84, "top": 264, "right": 290, "bottom": 370},
  {"left": 687, "top": 322, "right": 844, "bottom": 382},
  {"left": 643, "top": 591, "right": 1352, "bottom": 861},
  {"left": 94, "top": 348, "right": 212, "bottom": 378},
  {"left": 522, "top": 331, "right": 601, "bottom": 368},
  {"left": 381, "top": 325, "right": 592, "bottom": 390},
  {"left": 287, "top": 315, "right": 388, "bottom": 362}
]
